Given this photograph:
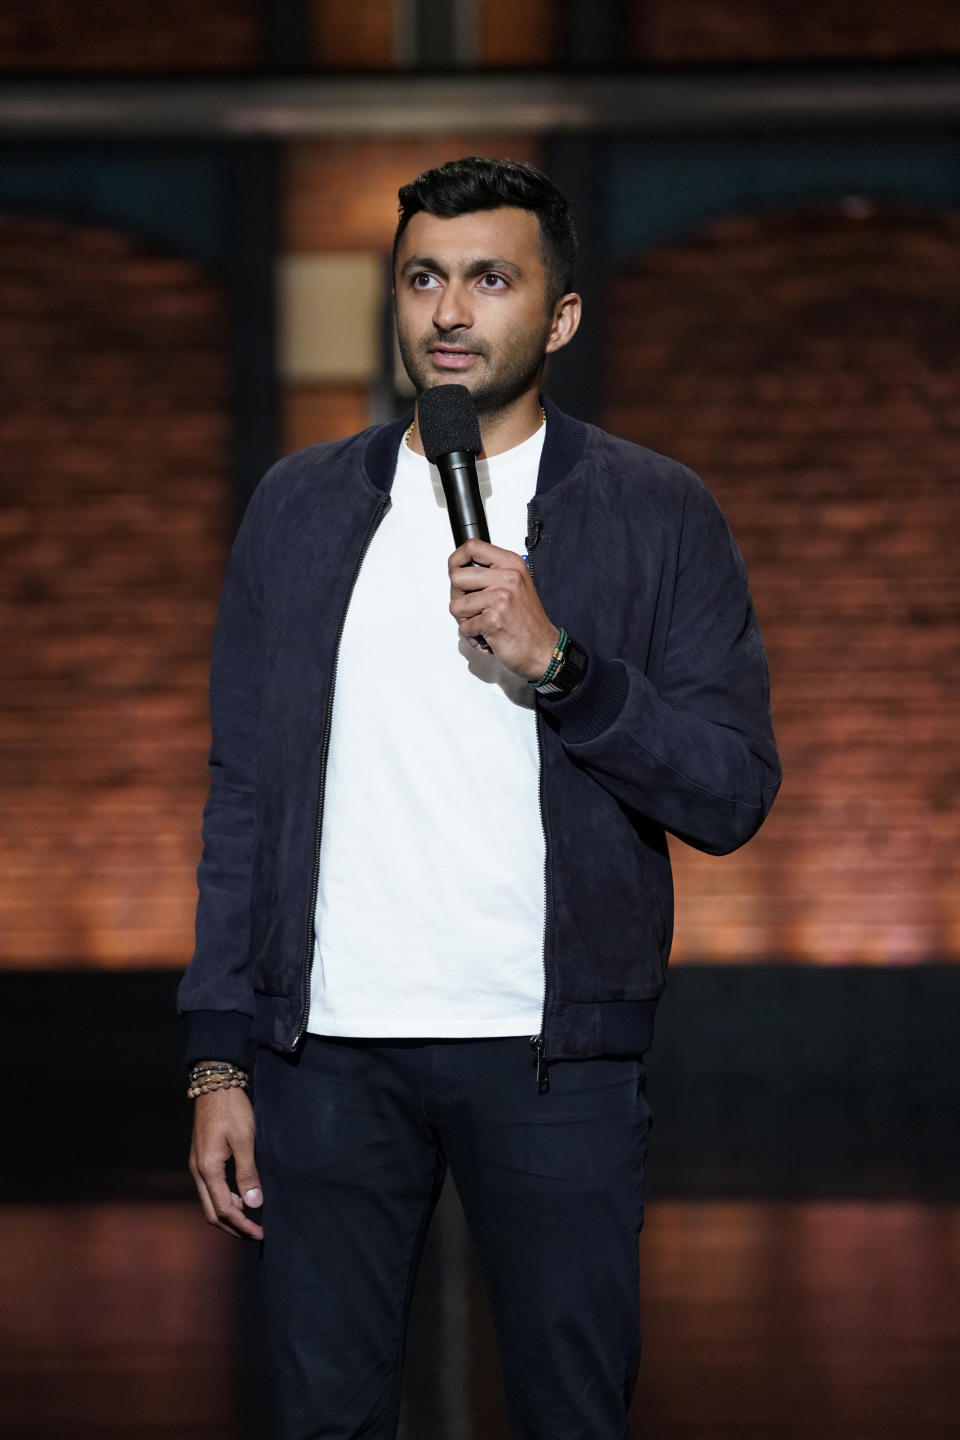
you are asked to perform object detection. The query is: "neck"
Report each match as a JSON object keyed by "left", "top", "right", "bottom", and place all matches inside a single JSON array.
[{"left": 476, "top": 392, "right": 545, "bottom": 458}]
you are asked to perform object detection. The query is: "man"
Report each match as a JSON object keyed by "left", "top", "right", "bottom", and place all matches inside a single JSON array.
[{"left": 179, "top": 157, "right": 780, "bottom": 1439}]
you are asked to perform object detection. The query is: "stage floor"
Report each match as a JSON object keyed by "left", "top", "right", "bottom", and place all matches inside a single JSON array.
[{"left": 4, "top": 1194, "right": 959, "bottom": 1439}]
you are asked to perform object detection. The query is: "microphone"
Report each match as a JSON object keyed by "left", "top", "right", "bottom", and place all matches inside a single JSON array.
[
  {"left": 417, "top": 384, "right": 489, "bottom": 546},
  {"left": 417, "top": 384, "right": 491, "bottom": 652}
]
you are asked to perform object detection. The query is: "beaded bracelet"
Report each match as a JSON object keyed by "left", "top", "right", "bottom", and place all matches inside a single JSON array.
[
  {"left": 187, "top": 1063, "right": 250, "bottom": 1100},
  {"left": 528, "top": 628, "right": 568, "bottom": 689},
  {"left": 188, "top": 1063, "right": 247, "bottom": 1080},
  {"left": 188, "top": 1068, "right": 247, "bottom": 1082},
  {"left": 187, "top": 1063, "right": 247, "bottom": 1080},
  {"left": 187, "top": 1075, "right": 248, "bottom": 1099}
]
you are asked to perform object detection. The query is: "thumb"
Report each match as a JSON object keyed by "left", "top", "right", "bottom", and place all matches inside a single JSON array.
[{"left": 233, "top": 1139, "right": 263, "bottom": 1208}]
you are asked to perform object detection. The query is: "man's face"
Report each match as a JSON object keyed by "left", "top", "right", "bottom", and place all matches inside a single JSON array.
[{"left": 394, "top": 207, "right": 560, "bottom": 416}]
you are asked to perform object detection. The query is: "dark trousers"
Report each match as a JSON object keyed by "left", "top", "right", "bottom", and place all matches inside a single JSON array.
[{"left": 254, "top": 1035, "right": 652, "bottom": 1440}]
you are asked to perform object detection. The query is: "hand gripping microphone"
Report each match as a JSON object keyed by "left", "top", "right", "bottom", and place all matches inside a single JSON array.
[{"left": 417, "top": 384, "right": 489, "bottom": 546}]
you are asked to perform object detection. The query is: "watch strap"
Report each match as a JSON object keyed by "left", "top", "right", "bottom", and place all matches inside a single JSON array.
[{"left": 534, "top": 636, "right": 588, "bottom": 698}]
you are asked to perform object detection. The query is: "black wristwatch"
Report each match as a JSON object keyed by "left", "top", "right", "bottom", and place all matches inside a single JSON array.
[{"left": 534, "top": 636, "right": 588, "bottom": 698}]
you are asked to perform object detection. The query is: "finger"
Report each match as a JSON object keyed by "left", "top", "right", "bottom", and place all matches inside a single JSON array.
[
  {"left": 189, "top": 1157, "right": 221, "bottom": 1228},
  {"left": 449, "top": 591, "right": 489, "bottom": 621},
  {"left": 197, "top": 1151, "right": 264, "bottom": 1240},
  {"left": 191, "top": 1161, "right": 245, "bottom": 1239},
  {"left": 450, "top": 565, "right": 525, "bottom": 599},
  {"left": 210, "top": 1175, "right": 264, "bottom": 1240},
  {"left": 232, "top": 1139, "right": 264, "bottom": 1211},
  {"left": 449, "top": 565, "right": 492, "bottom": 595},
  {"left": 451, "top": 592, "right": 510, "bottom": 631},
  {"left": 229, "top": 1191, "right": 265, "bottom": 1241},
  {"left": 458, "top": 612, "right": 497, "bottom": 642},
  {"left": 448, "top": 539, "right": 524, "bottom": 572}
]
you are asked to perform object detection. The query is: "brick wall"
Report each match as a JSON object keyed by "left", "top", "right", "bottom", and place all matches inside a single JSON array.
[
  {"left": 603, "top": 205, "right": 960, "bottom": 964},
  {"left": 479, "top": 0, "right": 558, "bottom": 66},
  {"left": 310, "top": 0, "right": 395, "bottom": 68},
  {"left": 284, "top": 135, "right": 542, "bottom": 253},
  {"left": 5, "top": 183, "right": 957, "bottom": 975},
  {"left": 0, "top": 214, "right": 229, "bottom": 966},
  {"left": 307, "top": 0, "right": 960, "bottom": 68},
  {"left": 636, "top": 0, "right": 960, "bottom": 63},
  {"left": 0, "top": 0, "right": 260, "bottom": 71},
  {"left": 4, "top": 0, "right": 959, "bottom": 72},
  {"left": 304, "top": 0, "right": 960, "bottom": 67}
]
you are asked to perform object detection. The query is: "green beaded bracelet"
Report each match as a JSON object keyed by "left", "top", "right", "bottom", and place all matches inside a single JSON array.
[{"left": 528, "top": 628, "right": 568, "bottom": 688}]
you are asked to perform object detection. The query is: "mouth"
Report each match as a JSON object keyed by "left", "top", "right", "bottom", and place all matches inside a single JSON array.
[{"left": 428, "top": 345, "right": 481, "bottom": 370}]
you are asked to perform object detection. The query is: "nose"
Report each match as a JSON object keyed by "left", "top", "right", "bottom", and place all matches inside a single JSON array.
[{"left": 432, "top": 279, "right": 472, "bottom": 333}]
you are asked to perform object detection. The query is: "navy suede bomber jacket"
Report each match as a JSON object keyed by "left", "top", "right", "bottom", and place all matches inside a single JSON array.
[{"left": 178, "top": 398, "right": 781, "bottom": 1069}]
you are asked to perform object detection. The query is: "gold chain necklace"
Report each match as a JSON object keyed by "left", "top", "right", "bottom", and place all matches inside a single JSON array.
[{"left": 405, "top": 405, "right": 546, "bottom": 451}]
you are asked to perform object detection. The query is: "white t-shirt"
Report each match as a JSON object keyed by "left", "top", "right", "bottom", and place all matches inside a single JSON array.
[{"left": 307, "top": 421, "right": 547, "bottom": 1038}]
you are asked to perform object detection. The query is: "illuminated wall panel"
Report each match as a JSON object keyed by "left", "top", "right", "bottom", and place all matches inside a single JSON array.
[
  {"left": 604, "top": 206, "right": 960, "bottom": 963},
  {"left": 0, "top": 214, "right": 228, "bottom": 967}
]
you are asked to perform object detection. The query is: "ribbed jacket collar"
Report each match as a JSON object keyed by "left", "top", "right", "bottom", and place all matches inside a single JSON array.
[{"left": 361, "top": 395, "right": 589, "bottom": 498}]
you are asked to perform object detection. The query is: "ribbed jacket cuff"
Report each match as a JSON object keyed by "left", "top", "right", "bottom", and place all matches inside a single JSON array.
[
  {"left": 537, "top": 652, "right": 629, "bottom": 746},
  {"left": 183, "top": 1009, "right": 254, "bottom": 1070}
]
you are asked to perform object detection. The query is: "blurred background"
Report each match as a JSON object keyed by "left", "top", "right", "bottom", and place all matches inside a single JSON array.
[{"left": 1, "top": 3, "right": 958, "bottom": 1437}]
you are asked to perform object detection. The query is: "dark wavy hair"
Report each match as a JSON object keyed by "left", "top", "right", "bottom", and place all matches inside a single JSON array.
[{"left": 393, "top": 156, "right": 578, "bottom": 310}]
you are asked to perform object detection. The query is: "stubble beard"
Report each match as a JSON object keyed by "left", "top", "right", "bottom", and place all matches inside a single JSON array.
[{"left": 397, "top": 319, "right": 552, "bottom": 418}]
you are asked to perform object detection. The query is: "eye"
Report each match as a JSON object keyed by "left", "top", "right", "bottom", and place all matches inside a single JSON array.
[
  {"left": 478, "top": 273, "right": 507, "bottom": 290},
  {"left": 411, "top": 271, "right": 440, "bottom": 290}
]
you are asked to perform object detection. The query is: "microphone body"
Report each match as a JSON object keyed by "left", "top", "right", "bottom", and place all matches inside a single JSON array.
[{"left": 435, "top": 450, "right": 490, "bottom": 547}]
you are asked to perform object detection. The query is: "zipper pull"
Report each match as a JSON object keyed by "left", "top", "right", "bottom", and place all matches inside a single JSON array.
[
  {"left": 530, "top": 1035, "right": 550, "bottom": 1094},
  {"left": 525, "top": 506, "right": 541, "bottom": 553}
]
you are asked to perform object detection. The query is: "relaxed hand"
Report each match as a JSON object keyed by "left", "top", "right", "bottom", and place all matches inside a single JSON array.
[{"left": 189, "top": 1085, "right": 264, "bottom": 1240}]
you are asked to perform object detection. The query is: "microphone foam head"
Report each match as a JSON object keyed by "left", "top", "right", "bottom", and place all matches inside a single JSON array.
[{"left": 417, "top": 384, "right": 482, "bottom": 463}]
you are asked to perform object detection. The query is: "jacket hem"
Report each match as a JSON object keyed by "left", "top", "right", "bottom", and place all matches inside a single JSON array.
[
  {"left": 221, "top": 994, "right": 662, "bottom": 1064},
  {"left": 543, "top": 996, "right": 661, "bottom": 1059}
]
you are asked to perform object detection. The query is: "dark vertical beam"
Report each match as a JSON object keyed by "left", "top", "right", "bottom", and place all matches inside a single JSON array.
[
  {"left": 261, "top": 0, "right": 311, "bottom": 70},
  {"left": 542, "top": 134, "right": 607, "bottom": 424},
  {"left": 414, "top": 0, "right": 462, "bottom": 67},
  {"left": 225, "top": 139, "right": 280, "bottom": 528},
  {"left": 560, "top": 0, "right": 628, "bottom": 66},
  {"left": 228, "top": 147, "right": 279, "bottom": 1419}
]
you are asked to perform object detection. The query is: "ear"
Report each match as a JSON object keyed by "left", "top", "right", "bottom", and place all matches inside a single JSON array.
[{"left": 545, "top": 292, "right": 582, "bottom": 356}]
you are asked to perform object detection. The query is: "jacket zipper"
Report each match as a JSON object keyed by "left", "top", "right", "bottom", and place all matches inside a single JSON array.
[
  {"left": 293, "top": 494, "right": 391, "bottom": 1048},
  {"left": 526, "top": 500, "right": 552, "bottom": 1094}
]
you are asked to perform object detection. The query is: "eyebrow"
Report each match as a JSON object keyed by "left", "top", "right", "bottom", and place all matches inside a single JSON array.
[{"left": 399, "top": 254, "right": 524, "bottom": 281}]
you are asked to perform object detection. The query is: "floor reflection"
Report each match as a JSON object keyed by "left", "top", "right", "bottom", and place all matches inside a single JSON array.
[
  {"left": 634, "top": 1200, "right": 960, "bottom": 1438},
  {"left": 2, "top": 1197, "right": 958, "bottom": 1439},
  {"left": 2, "top": 1201, "right": 236, "bottom": 1440}
]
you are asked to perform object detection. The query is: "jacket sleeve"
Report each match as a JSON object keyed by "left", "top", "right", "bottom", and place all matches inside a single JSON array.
[
  {"left": 176, "top": 480, "right": 269, "bottom": 1066},
  {"left": 539, "top": 474, "right": 781, "bottom": 856}
]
